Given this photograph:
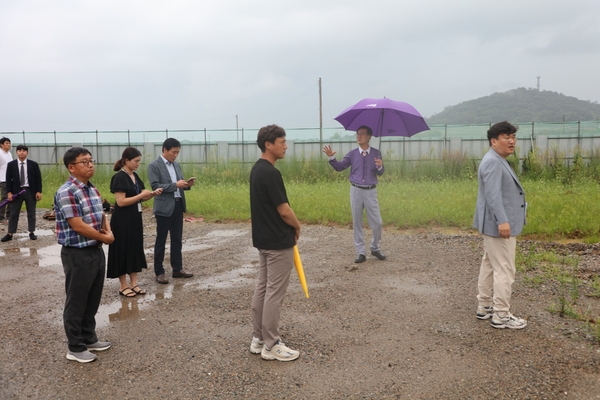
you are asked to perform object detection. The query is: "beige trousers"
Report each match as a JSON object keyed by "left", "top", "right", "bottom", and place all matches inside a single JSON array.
[
  {"left": 251, "top": 247, "right": 294, "bottom": 349},
  {"left": 477, "top": 235, "right": 516, "bottom": 317}
]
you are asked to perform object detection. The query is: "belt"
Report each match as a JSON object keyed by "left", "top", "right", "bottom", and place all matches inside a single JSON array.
[
  {"left": 64, "top": 243, "right": 102, "bottom": 249},
  {"left": 175, "top": 197, "right": 182, "bottom": 202},
  {"left": 351, "top": 183, "right": 377, "bottom": 190}
]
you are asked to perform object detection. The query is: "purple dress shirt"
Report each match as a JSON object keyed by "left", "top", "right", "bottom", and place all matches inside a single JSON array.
[{"left": 329, "top": 147, "right": 384, "bottom": 186}]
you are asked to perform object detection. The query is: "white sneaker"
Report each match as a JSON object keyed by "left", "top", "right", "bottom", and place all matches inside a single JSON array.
[
  {"left": 66, "top": 350, "right": 97, "bottom": 363},
  {"left": 491, "top": 313, "right": 528, "bottom": 329},
  {"left": 250, "top": 337, "right": 264, "bottom": 354},
  {"left": 260, "top": 341, "right": 299, "bottom": 361},
  {"left": 476, "top": 305, "right": 493, "bottom": 320},
  {"left": 86, "top": 340, "right": 112, "bottom": 352}
]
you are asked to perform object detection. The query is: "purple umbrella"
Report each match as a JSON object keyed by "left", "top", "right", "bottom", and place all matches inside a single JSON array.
[
  {"left": 334, "top": 97, "right": 430, "bottom": 137},
  {"left": 0, "top": 189, "right": 26, "bottom": 208}
]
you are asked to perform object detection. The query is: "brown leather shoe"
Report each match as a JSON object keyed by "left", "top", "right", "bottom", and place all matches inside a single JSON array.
[
  {"left": 155, "top": 274, "right": 169, "bottom": 284},
  {"left": 172, "top": 270, "right": 193, "bottom": 278}
]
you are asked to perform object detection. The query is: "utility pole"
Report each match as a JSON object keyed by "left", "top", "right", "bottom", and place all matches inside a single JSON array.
[
  {"left": 318, "top": 77, "right": 323, "bottom": 150},
  {"left": 536, "top": 76, "right": 540, "bottom": 91}
]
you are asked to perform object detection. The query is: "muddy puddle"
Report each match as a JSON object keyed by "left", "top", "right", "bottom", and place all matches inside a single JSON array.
[{"left": 9, "top": 227, "right": 256, "bottom": 329}]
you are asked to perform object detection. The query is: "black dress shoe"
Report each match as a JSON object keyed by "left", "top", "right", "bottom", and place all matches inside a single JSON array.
[
  {"left": 29, "top": 232, "right": 37, "bottom": 240},
  {"left": 156, "top": 274, "right": 169, "bottom": 284},
  {"left": 354, "top": 254, "right": 366, "bottom": 263},
  {"left": 1, "top": 234, "right": 12, "bottom": 242},
  {"left": 371, "top": 250, "right": 386, "bottom": 260},
  {"left": 172, "top": 270, "right": 193, "bottom": 278}
]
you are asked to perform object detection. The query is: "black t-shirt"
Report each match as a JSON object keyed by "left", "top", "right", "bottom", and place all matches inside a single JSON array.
[{"left": 249, "top": 158, "right": 295, "bottom": 250}]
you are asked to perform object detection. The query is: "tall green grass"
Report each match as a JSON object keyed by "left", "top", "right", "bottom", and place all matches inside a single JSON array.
[{"left": 37, "top": 152, "right": 600, "bottom": 241}]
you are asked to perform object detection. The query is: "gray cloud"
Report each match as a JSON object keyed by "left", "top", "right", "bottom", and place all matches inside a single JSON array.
[{"left": 1, "top": 0, "right": 599, "bottom": 131}]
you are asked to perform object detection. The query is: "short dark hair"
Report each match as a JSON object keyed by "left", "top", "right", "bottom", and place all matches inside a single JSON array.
[
  {"left": 357, "top": 126, "right": 373, "bottom": 136},
  {"left": 0, "top": 137, "right": 11, "bottom": 145},
  {"left": 162, "top": 138, "right": 181, "bottom": 151},
  {"left": 487, "top": 121, "right": 518, "bottom": 145},
  {"left": 16, "top": 144, "right": 28, "bottom": 152},
  {"left": 113, "top": 147, "right": 142, "bottom": 171},
  {"left": 256, "top": 124, "right": 286, "bottom": 152},
  {"left": 63, "top": 147, "right": 92, "bottom": 168}
]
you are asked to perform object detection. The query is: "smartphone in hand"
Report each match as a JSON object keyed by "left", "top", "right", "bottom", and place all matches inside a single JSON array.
[{"left": 100, "top": 212, "right": 108, "bottom": 232}]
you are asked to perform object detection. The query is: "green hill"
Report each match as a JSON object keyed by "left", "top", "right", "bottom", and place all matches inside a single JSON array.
[{"left": 426, "top": 88, "right": 600, "bottom": 125}]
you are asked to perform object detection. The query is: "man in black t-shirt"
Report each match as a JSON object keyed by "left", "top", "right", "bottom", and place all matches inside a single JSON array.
[{"left": 249, "top": 124, "right": 301, "bottom": 362}]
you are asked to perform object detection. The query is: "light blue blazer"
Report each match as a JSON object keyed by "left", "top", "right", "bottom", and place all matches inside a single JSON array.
[
  {"left": 148, "top": 156, "right": 187, "bottom": 217},
  {"left": 473, "top": 148, "right": 526, "bottom": 237}
]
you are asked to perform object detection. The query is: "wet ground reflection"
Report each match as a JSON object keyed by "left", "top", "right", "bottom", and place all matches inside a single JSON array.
[
  {"left": 0, "top": 247, "right": 34, "bottom": 256},
  {"left": 96, "top": 289, "right": 174, "bottom": 328},
  {"left": 7, "top": 227, "right": 255, "bottom": 329},
  {"left": 36, "top": 244, "right": 62, "bottom": 268}
]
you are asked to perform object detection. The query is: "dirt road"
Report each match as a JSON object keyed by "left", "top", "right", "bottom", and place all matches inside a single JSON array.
[{"left": 1, "top": 210, "right": 599, "bottom": 399}]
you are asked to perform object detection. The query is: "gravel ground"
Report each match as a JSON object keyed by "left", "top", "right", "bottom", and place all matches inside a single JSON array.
[{"left": 1, "top": 209, "right": 600, "bottom": 399}]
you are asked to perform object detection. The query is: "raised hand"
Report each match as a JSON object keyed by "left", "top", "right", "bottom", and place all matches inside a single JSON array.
[{"left": 322, "top": 145, "right": 336, "bottom": 157}]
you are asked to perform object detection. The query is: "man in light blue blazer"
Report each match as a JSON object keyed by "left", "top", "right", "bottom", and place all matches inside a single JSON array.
[
  {"left": 473, "top": 121, "right": 527, "bottom": 330},
  {"left": 148, "top": 138, "right": 196, "bottom": 284}
]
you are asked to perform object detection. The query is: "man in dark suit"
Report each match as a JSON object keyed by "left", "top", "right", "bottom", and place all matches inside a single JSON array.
[
  {"left": 148, "top": 138, "right": 195, "bottom": 284},
  {"left": 1, "top": 144, "right": 42, "bottom": 241}
]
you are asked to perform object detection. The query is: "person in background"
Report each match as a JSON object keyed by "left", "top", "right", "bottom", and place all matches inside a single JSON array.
[
  {"left": 54, "top": 147, "right": 115, "bottom": 363},
  {"left": 1, "top": 145, "right": 42, "bottom": 242},
  {"left": 148, "top": 138, "right": 195, "bottom": 284},
  {"left": 473, "top": 121, "right": 528, "bottom": 330},
  {"left": 249, "top": 124, "right": 301, "bottom": 362},
  {"left": 0, "top": 137, "right": 12, "bottom": 222},
  {"left": 107, "top": 147, "right": 162, "bottom": 297},
  {"left": 323, "top": 125, "right": 386, "bottom": 264}
]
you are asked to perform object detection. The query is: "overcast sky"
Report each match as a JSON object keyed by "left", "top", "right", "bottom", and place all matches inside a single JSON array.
[{"left": 1, "top": 0, "right": 599, "bottom": 133}]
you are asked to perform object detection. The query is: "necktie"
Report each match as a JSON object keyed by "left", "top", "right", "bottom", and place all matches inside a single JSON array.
[
  {"left": 20, "top": 162, "right": 25, "bottom": 186},
  {"left": 362, "top": 151, "right": 367, "bottom": 157}
]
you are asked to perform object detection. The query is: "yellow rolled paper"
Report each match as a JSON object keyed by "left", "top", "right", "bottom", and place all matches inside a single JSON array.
[{"left": 293, "top": 245, "right": 309, "bottom": 298}]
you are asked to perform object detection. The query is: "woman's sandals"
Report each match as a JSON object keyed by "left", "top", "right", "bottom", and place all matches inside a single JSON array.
[
  {"left": 119, "top": 287, "right": 136, "bottom": 297},
  {"left": 130, "top": 285, "right": 146, "bottom": 295}
]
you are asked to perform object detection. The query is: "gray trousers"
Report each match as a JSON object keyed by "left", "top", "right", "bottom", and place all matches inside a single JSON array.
[
  {"left": 62, "top": 246, "right": 106, "bottom": 352},
  {"left": 350, "top": 185, "right": 383, "bottom": 255},
  {"left": 8, "top": 189, "right": 36, "bottom": 233},
  {"left": 251, "top": 247, "right": 294, "bottom": 349}
]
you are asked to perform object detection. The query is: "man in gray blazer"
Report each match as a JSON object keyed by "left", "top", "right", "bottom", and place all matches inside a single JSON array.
[
  {"left": 473, "top": 121, "right": 527, "bottom": 330},
  {"left": 148, "top": 138, "right": 196, "bottom": 284}
]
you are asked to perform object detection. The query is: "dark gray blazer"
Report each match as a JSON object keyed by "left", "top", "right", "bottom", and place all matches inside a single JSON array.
[
  {"left": 473, "top": 148, "right": 526, "bottom": 237},
  {"left": 148, "top": 156, "right": 187, "bottom": 217}
]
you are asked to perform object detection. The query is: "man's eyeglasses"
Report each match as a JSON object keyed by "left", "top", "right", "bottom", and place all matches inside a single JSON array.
[{"left": 71, "top": 159, "right": 96, "bottom": 166}]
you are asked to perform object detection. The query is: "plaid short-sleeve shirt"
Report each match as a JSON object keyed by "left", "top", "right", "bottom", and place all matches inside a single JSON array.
[{"left": 54, "top": 176, "right": 104, "bottom": 248}]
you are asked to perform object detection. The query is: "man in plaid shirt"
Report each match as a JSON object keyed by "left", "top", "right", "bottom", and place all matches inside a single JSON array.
[{"left": 54, "top": 147, "right": 115, "bottom": 363}]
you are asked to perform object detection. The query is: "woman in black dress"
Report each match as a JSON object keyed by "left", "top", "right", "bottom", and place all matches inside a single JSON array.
[{"left": 107, "top": 147, "right": 162, "bottom": 297}]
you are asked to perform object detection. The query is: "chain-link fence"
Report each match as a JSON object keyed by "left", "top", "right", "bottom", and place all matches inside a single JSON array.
[{"left": 2, "top": 121, "right": 599, "bottom": 165}]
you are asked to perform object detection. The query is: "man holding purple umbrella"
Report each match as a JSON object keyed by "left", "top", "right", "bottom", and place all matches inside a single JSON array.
[{"left": 323, "top": 125, "right": 386, "bottom": 264}]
